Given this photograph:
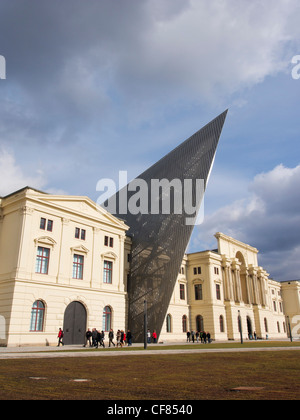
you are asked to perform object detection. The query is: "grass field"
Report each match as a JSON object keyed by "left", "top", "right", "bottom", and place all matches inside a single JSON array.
[{"left": 0, "top": 343, "right": 299, "bottom": 400}]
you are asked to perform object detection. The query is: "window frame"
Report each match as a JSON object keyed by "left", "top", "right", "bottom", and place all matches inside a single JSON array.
[{"left": 35, "top": 246, "right": 50, "bottom": 275}]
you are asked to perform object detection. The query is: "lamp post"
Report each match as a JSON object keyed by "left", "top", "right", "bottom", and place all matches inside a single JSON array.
[
  {"left": 238, "top": 310, "right": 243, "bottom": 344},
  {"left": 144, "top": 300, "right": 148, "bottom": 350}
]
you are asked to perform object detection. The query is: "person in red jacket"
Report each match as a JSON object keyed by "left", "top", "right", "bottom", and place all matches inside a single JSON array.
[
  {"left": 152, "top": 330, "right": 157, "bottom": 344},
  {"left": 57, "top": 328, "right": 64, "bottom": 347}
]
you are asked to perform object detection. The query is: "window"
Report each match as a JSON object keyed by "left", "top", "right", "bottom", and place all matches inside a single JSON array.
[
  {"left": 166, "top": 314, "right": 172, "bottom": 333},
  {"left": 195, "top": 284, "right": 203, "bottom": 300},
  {"left": 182, "top": 315, "right": 187, "bottom": 333},
  {"left": 35, "top": 247, "right": 50, "bottom": 274},
  {"left": 273, "top": 301, "right": 277, "bottom": 312},
  {"left": 40, "top": 217, "right": 53, "bottom": 232},
  {"left": 219, "top": 315, "right": 224, "bottom": 333},
  {"left": 103, "top": 306, "right": 112, "bottom": 332},
  {"left": 264, "top": 318, "right": 269, "bottom": 333},
  {"left": 216, "top": 284, "right": 221, "bottom": 300},
  {"left": 180, "top": 284, "right": 185, "bottom": 300},
  {"left": 40, "top": 218, "right": 46, "bottom": 230},
  {"left": 75, "top": 227, "right": 86, "bottom": 240},
  {"left": 30, "top": 301, "right": 45, "bottom": 332},
  {"left": 47, "top": 220, "right": 53, "bottom": 232},
  {"left": 193, "top": 267, "right": 201, "bottom": 275},
  {"left": 214, "top": 267, "right": 219, "bottom": 275},
  {"left": 104, "top": 236, "right": 114, "bottom": 247},
  {"left": 103, "top": 260, "right": 113, "bottom": 284},
  {"left": 179, "top": 267, "right": 185, "bottom": 275},
  {"left": 73, "top": 254, "right": 84, "bottom": 279},
  {"left": 196, "top": 315, "right": 204, "bottom": 332}
]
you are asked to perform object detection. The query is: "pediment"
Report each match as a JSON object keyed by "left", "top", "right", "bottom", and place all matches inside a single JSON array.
[
  {"left": 34, "top": 236, "right": 57, "bottom": 248},
  {"left": 35, "top": 194, "right": 129, "bottom": 231},
  {"left": 71, "top": 244, "right": 90, "bottom": 254}
]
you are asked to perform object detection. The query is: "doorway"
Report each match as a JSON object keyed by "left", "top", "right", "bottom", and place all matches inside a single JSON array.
[{"left": 63, "top": 301, "right": 87, "bottom": 345}]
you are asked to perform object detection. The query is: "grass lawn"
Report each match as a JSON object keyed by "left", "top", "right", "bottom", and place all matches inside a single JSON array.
[{"left": 0, "top": 347, "right": 299, "bottom": 400}]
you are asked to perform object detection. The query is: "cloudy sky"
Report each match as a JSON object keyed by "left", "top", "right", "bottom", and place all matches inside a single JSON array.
[{"left": 0, "top": 0, "right": 300, "bottom": 281}]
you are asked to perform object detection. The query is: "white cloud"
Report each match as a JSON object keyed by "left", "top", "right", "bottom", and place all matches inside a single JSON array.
[
  {"left": 191, "top": 164, "right": 300, "bottom": 280},
  {"left": 0, "top": 148, "right": 45, "bottom": 197}
]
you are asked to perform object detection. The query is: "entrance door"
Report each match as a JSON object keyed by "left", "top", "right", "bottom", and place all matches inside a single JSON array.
[{"left": 63, "top": 301, "right": 87, "bottom": 345}]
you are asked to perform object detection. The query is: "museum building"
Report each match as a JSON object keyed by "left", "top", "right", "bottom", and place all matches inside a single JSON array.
[{"left": 0, "top": 187, "right": 297, "bottom": 347}]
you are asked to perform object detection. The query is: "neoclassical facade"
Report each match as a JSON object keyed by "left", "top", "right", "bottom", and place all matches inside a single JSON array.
[
  {"left": 160, "top": 233, "right": 290, "bottom": 342},
  {"left": 0, "top": 187, "right": 297, "bottom": 346}
]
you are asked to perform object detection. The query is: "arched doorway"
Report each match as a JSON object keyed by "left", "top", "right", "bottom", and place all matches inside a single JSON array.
[{"left": 63, "top": 301, "right": 87, "bottom": 345}]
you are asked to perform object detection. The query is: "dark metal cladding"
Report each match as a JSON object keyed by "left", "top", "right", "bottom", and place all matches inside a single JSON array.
[{"left": 104, "top": 111, "right": 228, "bottom": 342}]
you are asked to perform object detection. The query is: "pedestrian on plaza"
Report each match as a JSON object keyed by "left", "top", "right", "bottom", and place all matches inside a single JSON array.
[
  {"left": 203, "top": 331, "right": 207, "bottom": 344},
  {"left": 152, "top": 330, "right": 157, "bottom": 344},
  {"left": 109, "top": 329, "right": 115, "bottom": 347},
  {"left": 147, "top": 329, "right": 151, "bottom": 344},
  {"left": 127, "top": 330, "right": 132, "bottom": 346},
  {"left": 84, "top": 329, "right": 92, "bottom": 347},
  {"left": 99, "top": 331, "right": 105, "bottom": 348},
  {"left": 116, "top": 330, "right": 123, "bottom": 347},
  {"left": 187, "top": 331, "right": 191, "bottom": 342},
  {"left": 57, "top": 328, "right": 64, "bottom": 347},
  {"left": 196, "top": 331, "right": 200, "bottom": 343},
  {"left": 191, "top": 330, "right": 195, "bottom": 343},
  {"left": 92, "top": 328, "right": 98, "bottom": 348},
  {"left": 207, "top": 332, "right": 211, "bottom": 343}
]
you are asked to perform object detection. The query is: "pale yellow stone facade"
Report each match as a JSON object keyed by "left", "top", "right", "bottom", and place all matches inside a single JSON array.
[
  {"left": 0, "top": 187, "right": 298, "bottom": 347},
  {"left": 161, "top": 233, "right": 293, "bottom": 342},
  {"left": 0, "top": 187, "right": 131, "bottom": 347}
]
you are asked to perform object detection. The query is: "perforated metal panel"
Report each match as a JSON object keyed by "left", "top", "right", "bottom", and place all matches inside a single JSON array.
[{"left": 104, "top": 111, "right": 228, "bottom": 341}]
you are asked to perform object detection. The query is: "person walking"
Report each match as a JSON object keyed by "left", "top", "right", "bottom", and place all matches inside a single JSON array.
[
  {"left": 152, "top": 330, "right": 157, "bottom": 344},
  {"left": 147, "top": 329, "right": 151, "bottom": 344},
  {"left": 57, "top": 328, "right": 64, "bottom": 347},
  {"left": 127, "top": 329, "right": 132, "bottom": 346},
  {"left": 84, "top": 329, "right": 92, "bottom": 347},
  {"left": 99, "top": 331, "right": 105, "bottom": 348},
  {"left": 109, "top": 329, "right": 115, "bottom": 347},
  {"left": 116, "top": 330, "right": 123, "bottom": 347}
]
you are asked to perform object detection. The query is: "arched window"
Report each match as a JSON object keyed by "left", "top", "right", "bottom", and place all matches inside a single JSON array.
[
  {"left": 196, "top": 315, "right": 204, "bottom": 332},
  {"left": 30, "top": 300, "right": 45, "bottom": 332},
  {"left": 264, "top": 318, "right": 268, "bottom": 333},
  {"left": 219, "top": 315, "right": 225, "bottom": 333},
  {"left": 166, "top": 314, "right": 172, "bottom": 333},
  {"left": 103, "top": 306, "right": 112, "bottom": 332},
  {"left": 182, "top": 315, "right": 187, "bottom": 333}
]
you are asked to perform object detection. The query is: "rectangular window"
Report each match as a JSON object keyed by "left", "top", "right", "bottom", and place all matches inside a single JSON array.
[
  {"left": 195, "top": 284, "right": 203, "bottom": 300},
  {"left": 104, "top": 236, "right": 114, "bottom": 247},
  {"left": 47, "top": 220, "right": 53, "bottom": 232},
  {"left": 103, "top": 260, "right": 113, "bottom": 284},
  {"left": 35, "top": 247, "right": 50, "bottom": 274},
  {"left": 214, "top": 267, "right": 219, "bottom": 275},
  {"left": 75, "top": 227, "right": 86, "bottom": 240},
  {"left": 40, "top": 218, "right": 46, "bottom": 230},
  {"left": 194, "top": 267, "right": 201, "bottom": 275},
  {"left": 180, "top": 284, "right": 185, "bottom": 300},
  {"left": 216, "top": 284, "right": 221, "bottom": 300},
  {"left": 73, "top": 254, "right": 84, "bottom": 279}
]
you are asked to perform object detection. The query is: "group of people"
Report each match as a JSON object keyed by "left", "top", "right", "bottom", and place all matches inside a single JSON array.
[
  {"left": 187, "top": 330, "right": 211, "bottom": 344},
  {"left": 147, "top": 329, "right": 158, "bottom": 344},
  {"left": 84, "top": 328, "right": 133, "bottom": 348}
]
